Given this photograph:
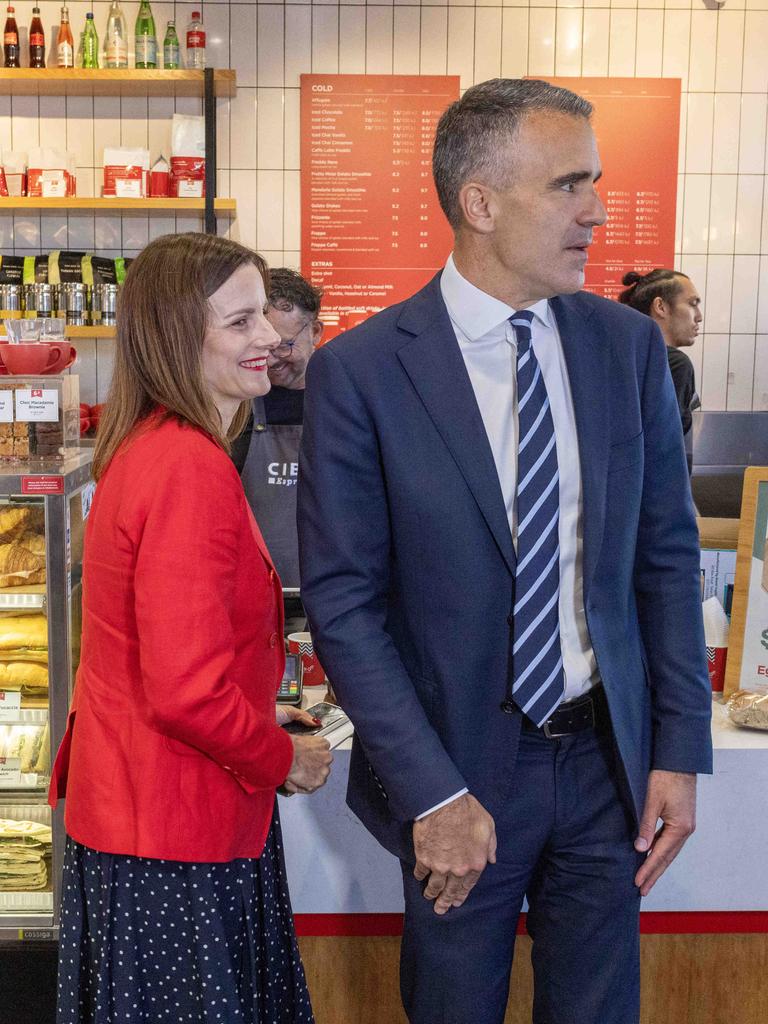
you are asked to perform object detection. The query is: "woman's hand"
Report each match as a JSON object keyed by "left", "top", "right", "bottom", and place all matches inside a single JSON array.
[
  {"left": 283, "top": 734, "right": 332, "bottom": 795},
  {"left": 275, "top": 704, "right": 321, "bottom": 727}
]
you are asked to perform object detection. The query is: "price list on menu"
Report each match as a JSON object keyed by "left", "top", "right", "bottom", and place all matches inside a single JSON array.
[
  {"left": 544, "top": 78, "right": 681, "bottom": 301},
  {"left": 301, "top": 75, "right": 459, "bottom": 337}
]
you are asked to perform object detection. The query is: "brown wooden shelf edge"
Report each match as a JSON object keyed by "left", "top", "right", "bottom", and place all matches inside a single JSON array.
[
  {"left": 66, "top": 327, "right": 117, "bottom": 339},
  {"left": 0, "top": 198, "right": 236, "bottom": 214},
  {"left": 0, "top": 68, "right": 236, "bottom": 97}
]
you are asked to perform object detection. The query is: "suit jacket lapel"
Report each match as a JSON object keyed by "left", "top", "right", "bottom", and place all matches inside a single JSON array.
[
  {"left": 396, "top": 277, "right": 516, "bottom": 577},
  {"left": 551, "top": 295, "right": 610, "bottom": 602}
]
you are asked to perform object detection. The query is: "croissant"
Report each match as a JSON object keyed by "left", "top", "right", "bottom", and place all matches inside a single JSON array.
[
  {"left": 0, "top": 506, "right": 44, "bottom": 544},
  {"left": 0, "top": 543, "right": 46, "bottom": 587},
  {"left": 17, "top": 532, "right": 46, "bottom": 558}
]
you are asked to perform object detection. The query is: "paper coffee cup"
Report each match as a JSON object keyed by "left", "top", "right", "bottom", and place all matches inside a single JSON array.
[
  {"left": 287, "top": 631, "right": 326, "bottom": 686},
  {"left": 706, "top": 646, "right": 727, "bottom": 693}
]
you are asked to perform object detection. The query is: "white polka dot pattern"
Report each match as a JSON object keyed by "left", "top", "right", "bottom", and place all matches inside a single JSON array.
[{"left": 56, "top": 813, "right": 314, "bottom": 1023}]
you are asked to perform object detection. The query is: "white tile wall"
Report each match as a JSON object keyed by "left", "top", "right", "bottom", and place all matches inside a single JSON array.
[{"left": 0, "top": 1, "right": 766, "bottom": 408}]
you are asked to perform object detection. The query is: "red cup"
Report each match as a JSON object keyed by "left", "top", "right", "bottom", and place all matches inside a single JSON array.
[
  {"left": 39, "top": 342, "right": 76, "bottom": 373},
  {"left": 706, "top": 645, "right": 728, "bottom": 693},
  {"left": 0, "top": 343, "right": 62, "bottom": 375},
  {"left": 287, "top": 631, "right": 326, "bottom": 686}
]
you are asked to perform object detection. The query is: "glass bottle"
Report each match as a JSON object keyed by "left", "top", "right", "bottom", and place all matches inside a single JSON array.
[
  {"left": 29, "top": 5, "right": 45, "bottom": 68},
  {"left": 104, "top": 0, "right": 128, "bottom": 68},
  {"left": 3, "top": 6, "right": 19, "bottom": 68},
  {"left": 162, "top": 20, "right": 180, "bottom": 69},
  {"left": 56, "top": 6, "right": 74, "bottom": 68},
  {"left": 134, "top": 0, "right": 157, "bottom": 69},
  {"left": 82, "top": 11, "right": 99, "bottom": 68},
  {"left": 185, "top": 10, "right": 205, "bottom": 70}
]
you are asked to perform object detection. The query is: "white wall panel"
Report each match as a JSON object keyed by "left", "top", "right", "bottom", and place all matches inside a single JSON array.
[{"left": 0, "top": 0, "right": 764, "bottom": 410}]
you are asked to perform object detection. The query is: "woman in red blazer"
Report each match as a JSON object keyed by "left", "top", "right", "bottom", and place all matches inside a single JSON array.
[{"left": 49, "top": 233, "right": 332, "bottom": 1024}]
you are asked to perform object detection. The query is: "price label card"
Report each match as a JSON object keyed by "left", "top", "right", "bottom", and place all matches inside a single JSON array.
[
  {"left": 15, "top": 389, "right": 59, "bottom": 423},
  {"left": 0, "top": 690, "right": 21, "bottom": 721},
  {"left": 0, "top": 392, "right": 13, "bottom": 423},
  {"left": 0, "top": 757, "right": 21, "bottom": 785}
]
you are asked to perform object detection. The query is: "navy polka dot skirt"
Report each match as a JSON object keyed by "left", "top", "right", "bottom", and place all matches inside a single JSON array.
[{"left": 57, "top": 811, "right": 314, "bottom": 1023}]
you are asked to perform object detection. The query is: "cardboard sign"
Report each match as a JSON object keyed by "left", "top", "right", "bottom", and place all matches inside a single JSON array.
[{"left": 15, "top": 388, "right": 59, "bottom": 423}]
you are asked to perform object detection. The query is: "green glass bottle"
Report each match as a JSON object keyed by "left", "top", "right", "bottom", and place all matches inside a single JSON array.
[
  {"left": 82, "top": 12, "right": 99, "bottom": 68},
  {"left": 134, "top": 0, "right": 157, "bottom": 69},
  {"left": 162, "top": 20, "right": 180, "bottom": 69}
]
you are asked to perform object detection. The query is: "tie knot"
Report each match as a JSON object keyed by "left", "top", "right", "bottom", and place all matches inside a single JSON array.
[{"left": 509, "top": 310, "right": 534, "bottom": 352}]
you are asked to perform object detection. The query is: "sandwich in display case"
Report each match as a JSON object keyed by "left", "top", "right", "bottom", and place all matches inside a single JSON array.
[{"left": 0, "top": 451, "right": 92, "bottom": 941}]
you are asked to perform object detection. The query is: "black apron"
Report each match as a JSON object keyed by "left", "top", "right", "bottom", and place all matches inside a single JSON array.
[{"left": 241, "top": 397, "right": 303, "bottom": 589}]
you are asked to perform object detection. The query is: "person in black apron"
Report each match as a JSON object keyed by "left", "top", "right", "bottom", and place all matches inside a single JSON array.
[
  {"left": 617, "top": 268, "right": 703, "bottom": 475},
  {"left": 231, "top": 269, "right": 323, "bottom": 629}
]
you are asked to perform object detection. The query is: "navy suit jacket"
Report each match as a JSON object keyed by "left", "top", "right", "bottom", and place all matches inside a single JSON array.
[{"left": 298, "top": 275, "right": 713, "bottom": 862}]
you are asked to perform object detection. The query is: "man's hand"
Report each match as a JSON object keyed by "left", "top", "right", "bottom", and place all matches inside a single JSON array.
[
  {"left": 413, "top": 794, "right": 496, "bottom": 916},
  {"left": 634, "top": 769, "right": 697, "bottom": 897}
]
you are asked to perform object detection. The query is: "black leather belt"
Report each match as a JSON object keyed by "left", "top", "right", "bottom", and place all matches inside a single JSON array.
[{"left": 521, "top": 686, "right": 609, "bottom": 738}]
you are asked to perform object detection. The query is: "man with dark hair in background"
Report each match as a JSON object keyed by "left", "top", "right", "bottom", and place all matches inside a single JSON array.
[
  {"left": 233, "top": 268, "right": 323, "bottom": 610},
  {"left": 619, "top": 268, "right": 703, "bottom": 473},
  {"left": 298, "top": 78, "right": 712, "bottom": 1024}
]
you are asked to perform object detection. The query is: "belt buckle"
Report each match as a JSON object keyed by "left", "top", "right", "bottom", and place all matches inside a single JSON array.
[{"left": 541, "top": 698, "right": 595, "bottom": 738}]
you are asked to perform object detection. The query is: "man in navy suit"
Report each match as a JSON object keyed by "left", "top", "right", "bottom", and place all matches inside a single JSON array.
[{"left": 298, "top": 79, "right": 712, "bottom": 1024}]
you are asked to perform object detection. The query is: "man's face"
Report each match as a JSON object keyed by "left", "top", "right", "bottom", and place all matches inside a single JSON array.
[
  {"left": 478, "top": 111, "right": 607, "bottom": 306},
  {"left": 664, "top": 277, "right": 703, "bottom": 348},
  {"left": 265, "top": 304, "right": 322, "bottom": 389}
]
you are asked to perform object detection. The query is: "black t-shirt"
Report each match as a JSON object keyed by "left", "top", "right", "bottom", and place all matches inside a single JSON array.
[
  {"left": 230, "top": 386, "right": 305, "bottom": 474},
  {"left": 666, "top": 347, "right": 696, "bottom": 437}
]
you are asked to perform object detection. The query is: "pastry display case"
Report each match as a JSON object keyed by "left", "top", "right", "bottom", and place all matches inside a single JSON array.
[{"left": 0, "top": 451, "right": 92, "bottom": 941}]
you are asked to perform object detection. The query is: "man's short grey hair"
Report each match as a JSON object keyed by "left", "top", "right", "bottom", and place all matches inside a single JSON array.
[{"left": 433, "top": 78, "right": 594, "bottom": 229}]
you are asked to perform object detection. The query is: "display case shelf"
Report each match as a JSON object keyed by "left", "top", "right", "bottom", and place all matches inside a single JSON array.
[
  {"left": 65, "top": 326, "right": 116, "bottom": 339},
  {"left": 0, "top": 68, "right": 236, "bottom": 97},
  {"left": 0, "top": 587, "right": 46, "bottom": 610},
  {"left": 0, "top": 197, "right": 236, "bottom": 214}
]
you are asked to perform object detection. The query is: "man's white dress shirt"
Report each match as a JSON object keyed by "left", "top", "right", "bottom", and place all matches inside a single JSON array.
[{"left": 416, "top": 256, "right": 599, "bottom": 820}]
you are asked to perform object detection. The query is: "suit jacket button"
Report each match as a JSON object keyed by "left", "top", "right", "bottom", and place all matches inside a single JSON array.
[
  {"left": 269, "top": 632, "right": 278, "bottom": 648},
  {"left": 507, "top": 614, "right": 514, "bottom": 627}
]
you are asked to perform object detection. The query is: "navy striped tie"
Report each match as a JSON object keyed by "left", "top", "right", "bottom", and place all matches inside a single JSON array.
[{"left": 509, "top": 311, "right": 565, "bottom": 727}]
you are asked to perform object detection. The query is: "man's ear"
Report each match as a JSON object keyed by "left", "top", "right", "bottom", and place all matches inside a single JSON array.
[
  {"left": 651, "top": 295, "right": 667, "bottom": 320},
  {"left": 311, "top": 320, "right": 324, "bottom": 346},
  {"left": 457, "top": 181, "right": 496, "bottom": 235}
]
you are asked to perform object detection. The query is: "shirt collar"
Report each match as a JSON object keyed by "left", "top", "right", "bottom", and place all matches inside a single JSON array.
[{"left": 440, "top": 254, "right": 552, "bottom": 341}]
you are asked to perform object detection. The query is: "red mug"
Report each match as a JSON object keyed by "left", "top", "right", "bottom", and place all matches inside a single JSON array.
[
  {"left": 287, "top": 631, "right": 326, "bottom": 686},
  {"left": 39, "top": 341, "right": 76, "bottom": 373},
  {"left": 0, "top": 342, "right": 62, "bottom": 375}
]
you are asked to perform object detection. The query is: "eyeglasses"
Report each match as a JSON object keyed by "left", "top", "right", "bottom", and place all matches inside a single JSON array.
[{"left": 273, "top": 317, "right": 314, "bottom": 357}]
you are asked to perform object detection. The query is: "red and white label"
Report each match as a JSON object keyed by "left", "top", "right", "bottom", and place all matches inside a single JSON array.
[{"left": 22, "top": 476, "right": 65, "bottom": 494}]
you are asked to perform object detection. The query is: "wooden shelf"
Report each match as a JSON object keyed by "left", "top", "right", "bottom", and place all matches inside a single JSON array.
[
  {"left": 0, "top": 68, "right": 236, "bottom": 97},
  {"left": 65, "top": 327, "right": 116, "bottom": 339},
  {"left": 0, "top": 197, "right": 236, "bottom": 215}
]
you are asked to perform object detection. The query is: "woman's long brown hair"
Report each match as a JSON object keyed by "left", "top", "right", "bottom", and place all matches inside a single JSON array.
[{"left": 92, "top": 232, "right": 269, "bottom": 480}]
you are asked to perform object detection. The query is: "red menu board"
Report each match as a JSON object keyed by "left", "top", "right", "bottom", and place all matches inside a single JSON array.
[
  {"left": 544, "top": 77, "right": 681, "bottom": 301},
  {"left": 301, "top": 74, "right": 459, "bottom": 339}
]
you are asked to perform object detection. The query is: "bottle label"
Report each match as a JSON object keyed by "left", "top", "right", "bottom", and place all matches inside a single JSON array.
[
  {"left": 164, "top": 44, "right": 179, "bottom": 66},
  {"left": 105, "top": 41, "right": 128, "bottom": 66},
  {"left": 57, "top": 42, "right": 73, "bottom": 67},
  {"left": 30, "top": 33, "right": 44, "bottom": 46},
  {"left": 135, "top": 36, "right": 157, "bottom": 64},
  {"left": 3, "top": 33, "right": 17, "bottom": 45},
  {"left": 187, "top": 30, "right": 205, "bottom": 47}
]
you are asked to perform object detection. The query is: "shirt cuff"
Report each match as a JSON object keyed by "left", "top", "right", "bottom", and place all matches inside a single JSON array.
[{"left": 415, "top": 788, "right": 468, "bottom": 821}]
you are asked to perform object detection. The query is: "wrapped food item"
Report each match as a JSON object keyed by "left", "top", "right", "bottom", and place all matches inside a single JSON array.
[
  {"left": 726, "top": 690, "right": 768, "bottom": 731},
  {"left": 0, "top": 660, "right": 48, "bottom": 693},
  {"left": 0, "top": 721, "right": 49, "bottom": 773},
  {"left": 0, "top": 818, "right": 52, "bottom": 891},
  {"left": 170, "top": 114, "right": 205, "bottom": 197},
  {"left": 0, "top": 542, "right": 45, "bottom": 587},
  {"left": 0, "top": 614, "right": 48, "bottom": 655},
  {"left": 0, "top": 151, "right": 27, "bottom": 197},
  {"left": 0, "top": 505, "right": 44, "bottom": 544}
]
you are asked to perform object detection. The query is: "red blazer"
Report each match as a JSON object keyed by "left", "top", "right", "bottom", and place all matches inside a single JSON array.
[{"left": 49, "top": 413, "right": 294, "bottom": 862}]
